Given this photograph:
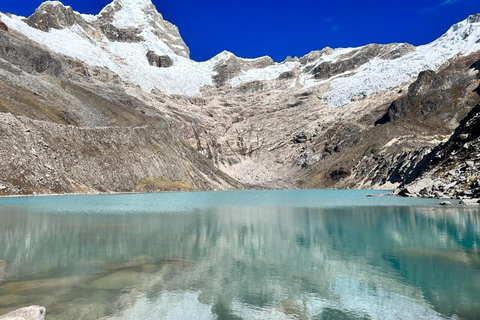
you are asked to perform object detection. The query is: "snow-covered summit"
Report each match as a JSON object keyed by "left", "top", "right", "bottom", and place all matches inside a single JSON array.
[
  {"left": 100, "top": 0, "right": 157, "bottom": 28},
  {"left": 0, "top": 1, "right": 479, "bottom": 104}
]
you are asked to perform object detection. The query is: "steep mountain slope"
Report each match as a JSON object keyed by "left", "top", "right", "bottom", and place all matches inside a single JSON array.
[
  {"left": 397, "top": 102, "right": 480, "bottom": 199},
  {"left": 0, "top": 0, "right": 479, "bottom": 196}
]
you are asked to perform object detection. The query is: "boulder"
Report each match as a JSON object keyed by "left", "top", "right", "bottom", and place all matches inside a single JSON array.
[
  {"left": 398, "top": 178, "right": 433, "bottom": 197},
  {"left": 459, "top": 199, "right": 480, "bottom": 206},
  {"left": 146, "top": 51, "right": 173, "bottom": 68},
  {"left": 0, "top": 306, "right": 45, "bottom": 320},
  {"left": 440, "top": 201, "right": 453, "bottom": 206},
  {"left": 0, "top": 21, "right": 8, "bottom": 32}
]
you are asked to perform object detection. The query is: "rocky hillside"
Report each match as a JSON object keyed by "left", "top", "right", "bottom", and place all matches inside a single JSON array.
[
  {"left": 0, "top": 0, "right": 479, "bottom": 196},
  {"left": 397, "top": 101, "right": 480, "bottom": 200}
]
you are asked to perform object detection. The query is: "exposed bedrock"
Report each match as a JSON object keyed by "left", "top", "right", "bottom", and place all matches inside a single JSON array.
[
  {"left": 100, "top": 24, "right": 145, "bottom": 42},
  {"left": 213, "top": 55, "right": 274, "bottom": 87},
  {"left": 26, "top": 2, "right": 78, "bottom": 31},
  {"left": 397, "top": 103, "right": 480, "bottom": 199},
  {"left": 146, "top": 50, "right": 173, "bottom": 68},
  {"left": 0, "top": 32, "right": 61, "bottom": 75}
]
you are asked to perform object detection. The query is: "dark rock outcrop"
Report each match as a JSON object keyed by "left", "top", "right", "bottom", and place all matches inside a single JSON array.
[
  {"left": 0, "top": 32, "right": 61, "bottom": 75},
  {"left": 146, "top": 50, "right": 173, "bottom": 68},
  {"left": 100, "top": 24, "right": 145, "bottom": 43},
  {"left": 397, "top": 103, "right": 480, "bottom": 199},
  {"left": 0, "top": 21, "right": 8, "bottom": 32},
  {"left": 278, "top": 71, "right": 295, "bottom": 80},
  {"left": 376, "top": 56, "right": 480, "bottom": 126}
]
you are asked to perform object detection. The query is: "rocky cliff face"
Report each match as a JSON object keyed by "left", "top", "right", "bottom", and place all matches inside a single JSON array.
[
  {"left": 397, "top": 103, "right": 480, "bottom": 199},
  {"left": 0, "top": 1, "right": 479, "bottom": 196}
]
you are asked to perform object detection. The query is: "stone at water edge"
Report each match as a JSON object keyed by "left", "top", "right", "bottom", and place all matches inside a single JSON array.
[
  {"left": 0, "top": 306, "right": 45, "bottom": 320},
  {"left": 459, "top": 199, "right": 480, "bottom": 206},
  {"left": 440, "top": 201, "right": 453, "bottom": 206}
]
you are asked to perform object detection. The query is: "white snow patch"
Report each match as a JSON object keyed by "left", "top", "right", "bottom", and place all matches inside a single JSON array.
[{"left": 230, "top": 61, "right": 300, "bottom": 87}]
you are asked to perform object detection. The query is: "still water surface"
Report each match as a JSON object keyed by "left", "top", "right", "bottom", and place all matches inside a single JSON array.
[{"left": 0, "top": 190, "right": 479, "bottom": 319}]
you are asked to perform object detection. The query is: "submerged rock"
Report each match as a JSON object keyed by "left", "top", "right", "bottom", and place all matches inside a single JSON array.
[
  {"left": 0, "top": 260, "right": 5, "bottom": 282},
  {"left": 0, "top": 306, "right": 45, "bottom": 320},
  {"left": 0, "top": 275, "right": 96, "bottom": 294},
  {"left": 109, "top": 255, "right": 156, "bottom": 270},
  {"left": 85, "top": 270, "right": 144, "bottom": 290},
  {"left": 0, "top": 295, "right": 28, "bottom": 308}
]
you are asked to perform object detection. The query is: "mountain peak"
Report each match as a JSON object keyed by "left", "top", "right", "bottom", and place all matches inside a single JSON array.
[
  {"left": 100, "top": 0, "right": 159, "bottom": 28},
  {"left": 27, "top": 1, "right": 78, "bottom": 31}
]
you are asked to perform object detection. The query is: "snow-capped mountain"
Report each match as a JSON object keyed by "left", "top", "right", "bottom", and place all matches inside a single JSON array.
[
  {"left": 1, "top": 0, "right": 479, "bottom": 104},
  {"left": 0, "top": 0, "right": 479, "bottom": 197}
]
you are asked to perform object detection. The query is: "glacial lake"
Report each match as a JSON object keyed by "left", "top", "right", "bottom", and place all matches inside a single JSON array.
[{"left": 0, "top": 190, "right": 479, "bottom": 320}]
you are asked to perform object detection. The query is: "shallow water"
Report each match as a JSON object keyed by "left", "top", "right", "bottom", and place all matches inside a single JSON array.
[{"left": 0, "top": 190, "right": 479, "bottom": 320}]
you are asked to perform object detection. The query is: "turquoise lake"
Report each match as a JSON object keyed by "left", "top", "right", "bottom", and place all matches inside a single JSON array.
[{"left": 0, "top": 190, "right": 479, "bottom": 319}]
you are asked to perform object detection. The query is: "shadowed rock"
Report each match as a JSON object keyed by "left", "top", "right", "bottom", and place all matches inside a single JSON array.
[
  {"left": 0, "top": 32, "right": 61, "bottom": 75},
  {"left": 278, "top": 71, "right": 295, "bottom": 80},
  {"left": 146, "top": 51, "right": 173, "bottom": 68},
  {"left": 0, "top": 21, "right": 8, "bottom": 32},
  {"left": 100, "top": 24, "right": 144, "bottom": 43}
]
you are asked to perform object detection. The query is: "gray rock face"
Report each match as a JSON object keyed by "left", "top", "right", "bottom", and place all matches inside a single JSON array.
[
  {"left": 100, "top": 24, "right": 144, "bottom": 42},
  {"left": 376, "top": 56, "right": 479, "bottom": 126},
  {"left": 0, "top": 32, "right": 61, "bottom": 75},
  {"left": 278, "top": 71, "right": 295, "bottom": 80},
  {"left": 0, "top": 306, "right": 45, "bottom": 320},
  {"left": 397, "top": 102, "right": 480, "bottom": 199},
  {"left": 408, "top": 70, "right": 442, "bottom": 97},
  {"left": 213, "top": 55, "right": 274, "bottom": 87},
  {"left": 27, "top": 2, "right": 78, "bottom": 31},
  {"left": 146, "top": 50, "right": 173, "bottom": 68}
]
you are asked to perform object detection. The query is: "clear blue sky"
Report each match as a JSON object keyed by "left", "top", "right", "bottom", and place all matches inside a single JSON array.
[{"left": 0, "top": 0, "right": 478, "bottom": 61}]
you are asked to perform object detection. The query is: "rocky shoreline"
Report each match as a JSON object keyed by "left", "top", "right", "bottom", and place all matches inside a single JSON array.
[{"left": 0, "top": 306, "right": 45, "bottom": 320}]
